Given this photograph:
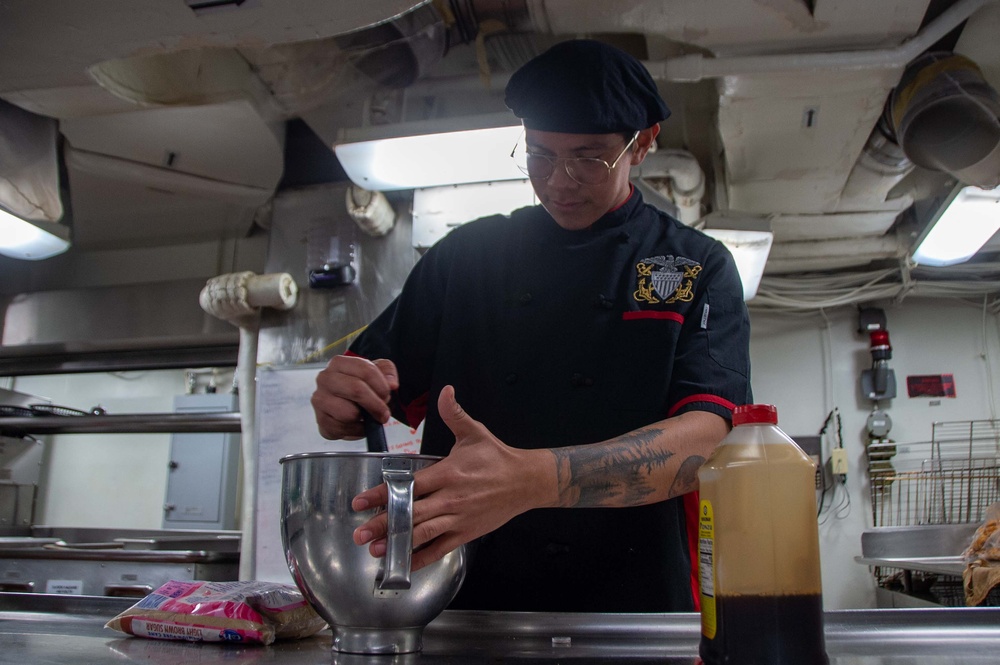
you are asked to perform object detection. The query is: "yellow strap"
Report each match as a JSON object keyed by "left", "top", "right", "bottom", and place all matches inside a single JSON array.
[
  {"left": 296, "top": 325, "right": 369, "bottom": 365},
  {"left": 431, "top": 0, "right": 456, "bottom": 27},
  {"left": 892, "top": 55, "right": 983, "bottom": 130}
]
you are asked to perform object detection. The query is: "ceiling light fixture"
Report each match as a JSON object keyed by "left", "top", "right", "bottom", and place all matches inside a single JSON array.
[
  {"left": 411, "top": 179, "right": 536, "bottom": 248},
  {"left": 702, "top": 229, "right": 774, "bottom": 301},
  {"left": 697, "top": 212, "right": 774, "bottom": 301},
  {"left": 911, "top": 184, "right": 1000, "bottom": 267},
  {"left": 0, "top": 206, "right": 70, "bottom": 260},
  {"left": 333, "top": 115, "right": 524, "bottom": 191}
]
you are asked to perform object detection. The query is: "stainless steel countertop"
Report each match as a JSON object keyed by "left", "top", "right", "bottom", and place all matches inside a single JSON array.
[{"left": 2, "top": 593, "right": 1000, "bottom": 664}]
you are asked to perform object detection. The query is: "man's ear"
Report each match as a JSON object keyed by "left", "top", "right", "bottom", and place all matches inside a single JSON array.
[{"left": 632, "top": 124, "right": 661, "bottom": 164}]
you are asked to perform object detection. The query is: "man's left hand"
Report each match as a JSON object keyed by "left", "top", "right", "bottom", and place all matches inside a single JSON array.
[{"left": 351, "top": 385, "right": 556, "bottom": 571}]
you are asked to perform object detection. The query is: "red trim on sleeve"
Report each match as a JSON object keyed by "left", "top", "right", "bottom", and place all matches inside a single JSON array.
[
  {"left": 667, "top": 394, "right": 737, "bottom": 418},
  {"left": 683, "top": 491, "right": 701, "bottom": 611},
  {"left": 622, "top": 310, "right": 684, "bottom": 324},
  {"left": 344, "top": 350, "right": 361, "bottom": 357}
]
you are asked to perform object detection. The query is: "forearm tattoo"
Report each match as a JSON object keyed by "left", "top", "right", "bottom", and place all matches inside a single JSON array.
[
  {"left": 669, "top": 455, "right": 706, "bottom": 497},
  {"left": 552, "top": 426, "right": 697, "bottom": 507}
]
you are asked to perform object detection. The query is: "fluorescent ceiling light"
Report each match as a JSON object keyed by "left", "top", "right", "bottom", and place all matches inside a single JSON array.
[
  {"left": 412, "top": 180, "right": 537, "bottom": 248},
  {"left": 911, "top": 185, "right": 1000, "bottom": 267},
  {"left": 702, "top": 229, "right": 774, "bottom": 301},
  {"left": 334, "top": 124, "right": 525, "bottom": 191},
  {"left": 0, "top": 207, "right": 70, "bottom": 260}
]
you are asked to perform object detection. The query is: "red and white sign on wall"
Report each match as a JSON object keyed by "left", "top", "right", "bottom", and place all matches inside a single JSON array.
[{"left": 906, "top": 374, "right": 956, "bottom": 398}]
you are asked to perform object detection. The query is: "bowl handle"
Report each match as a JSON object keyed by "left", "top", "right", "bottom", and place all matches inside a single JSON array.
[{"left": 376, "top": 456, "right": 414, "bottom": 593}]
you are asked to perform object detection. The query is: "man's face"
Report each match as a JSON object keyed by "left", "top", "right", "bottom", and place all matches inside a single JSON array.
[{"left": 523, "top": 128, "right": 653, "bottom": 231}]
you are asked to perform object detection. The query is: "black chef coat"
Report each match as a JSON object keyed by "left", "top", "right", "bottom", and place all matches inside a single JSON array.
[{"left": 350, "top": 188, "right": 752, "bottom": 612}]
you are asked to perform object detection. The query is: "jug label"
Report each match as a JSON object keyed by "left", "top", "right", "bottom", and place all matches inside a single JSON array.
[{"left": 698, "top": 499, "right": 716, "bottom": 639}]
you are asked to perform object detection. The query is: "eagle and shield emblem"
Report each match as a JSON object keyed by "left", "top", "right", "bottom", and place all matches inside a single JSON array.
[{"left": 633, "top": 255, "right": 702, "bottom": 304}]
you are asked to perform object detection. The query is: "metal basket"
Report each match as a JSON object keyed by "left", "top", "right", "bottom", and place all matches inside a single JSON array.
[
  {"left": 866, "top": 420, "right": 1000, "bottom": 607},
  {"left": 867, "top": 420, "right": 1000, "bottom": 528}
]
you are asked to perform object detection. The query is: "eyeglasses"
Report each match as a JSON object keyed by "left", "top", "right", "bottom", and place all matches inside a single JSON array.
[{"left": 510, "top": 131, "right": 640, "bottom": 186}]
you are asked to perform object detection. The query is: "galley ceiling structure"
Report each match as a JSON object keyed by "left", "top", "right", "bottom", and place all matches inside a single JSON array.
[{"left": 0, "top": 0, "right": 999, "bottom": 302}]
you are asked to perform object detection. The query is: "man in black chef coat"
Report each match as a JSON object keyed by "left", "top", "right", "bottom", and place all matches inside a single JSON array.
[{"left": 311, "top": 39, "right": 752, "bottom": 612}]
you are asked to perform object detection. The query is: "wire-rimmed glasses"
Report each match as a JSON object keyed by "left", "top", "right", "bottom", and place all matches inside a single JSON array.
[{"left": 510, "top": 131, "right": 640, "bottom": 185}]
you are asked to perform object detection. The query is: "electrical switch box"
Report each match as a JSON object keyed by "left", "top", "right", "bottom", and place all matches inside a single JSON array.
[{"left": 163, "top": 393, "right": 240, "bottom": 530}]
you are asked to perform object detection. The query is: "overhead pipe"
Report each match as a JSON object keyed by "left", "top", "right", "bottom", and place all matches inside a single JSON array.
[
  {"left": 642, "top": 0, "right": 998, "bottom": 82},
  {"left": 839, "top": 114, "right": 916, "bottom": 209},
  {"left": 410, "top": 0, "right": 996, "bottom": 89},
  {"left": 630, "top": 149, "right": 706, "bottom": 224},
  {"left": 410, "top": 0, "right": 997, "bottom": 102}
]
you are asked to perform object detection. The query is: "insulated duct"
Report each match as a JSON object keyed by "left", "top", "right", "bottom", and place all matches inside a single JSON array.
[
  {"left": 839, "top": 114, "right": 915, "bottom": 210},
  {"left": 888, "top": 52, "right": 1000, "bottom": 189}
]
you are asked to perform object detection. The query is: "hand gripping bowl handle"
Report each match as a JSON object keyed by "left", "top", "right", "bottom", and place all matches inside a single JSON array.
[{"left": 375, "top": 456, "right": 415, "bottom": 594}]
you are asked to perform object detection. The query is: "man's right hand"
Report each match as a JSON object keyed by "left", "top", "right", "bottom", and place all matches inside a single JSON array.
[{"left": 311, "top": 355, "right": 399, "bottom": 440}]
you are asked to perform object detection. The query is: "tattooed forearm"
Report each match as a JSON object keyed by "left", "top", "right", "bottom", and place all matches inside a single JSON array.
[
  {"left": 551, "top": 426, "right": 675, "bottom": 508},
  {"left": 668, "top": 455, "right": 705, "bottom": 498}
]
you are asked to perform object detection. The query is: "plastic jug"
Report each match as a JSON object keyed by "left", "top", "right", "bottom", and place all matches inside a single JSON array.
[{"left": 697, "top": 404, "right": 829, "bottom": 665}]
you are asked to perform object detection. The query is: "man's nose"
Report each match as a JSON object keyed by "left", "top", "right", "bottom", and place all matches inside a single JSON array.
[{"left": 546, "top": 159, "right": 578, "bottom": 187}]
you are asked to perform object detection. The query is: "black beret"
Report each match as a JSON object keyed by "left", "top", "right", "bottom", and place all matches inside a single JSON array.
[{"left": 505, "top": 39, "right": 670, "bottom": 134}]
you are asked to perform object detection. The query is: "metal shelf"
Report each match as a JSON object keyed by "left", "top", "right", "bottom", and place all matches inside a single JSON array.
[{"left": 0, "top": 412, "right": 241, "bottom": 435}]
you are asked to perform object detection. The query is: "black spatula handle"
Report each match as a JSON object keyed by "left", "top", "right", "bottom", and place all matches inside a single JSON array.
[{"left": 360, "top": 408, "right": 389, "bottom": 453}]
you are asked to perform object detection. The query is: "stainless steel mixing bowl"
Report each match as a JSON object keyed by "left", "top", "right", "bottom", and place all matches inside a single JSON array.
[{"left": 280, "top": 452, "right": 466, "bottom": 654}]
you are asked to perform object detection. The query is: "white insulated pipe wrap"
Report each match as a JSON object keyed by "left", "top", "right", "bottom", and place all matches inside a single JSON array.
[
  {"left": 199, "top": 271, "right": 298, "bottom": 323},
  {"left": 198, "top": 271, "right": 297, "bottom": 580}
]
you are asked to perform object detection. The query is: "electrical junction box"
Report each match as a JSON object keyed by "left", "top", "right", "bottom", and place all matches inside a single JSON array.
[
  {"left": 867, "top": 410, "right": 892, "bottom": 438},
  {"left": 861, "top": 368, "right": 897, "bottom": 401},
  {"left": 830, "top": 448, "right": 849, "bottom": 475},
  {"left": 162, "top": 393, "right": 240, "bottom": 530}
]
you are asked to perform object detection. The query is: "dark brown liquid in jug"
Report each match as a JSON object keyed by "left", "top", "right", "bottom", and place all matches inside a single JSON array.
[{"left": 698, "top": 404, "right": 829, "bottom": 665}]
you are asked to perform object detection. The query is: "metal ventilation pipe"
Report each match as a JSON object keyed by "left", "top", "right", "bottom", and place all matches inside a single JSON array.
[{"left": 888, "top": 52, "right": 1000, "bottom": 189}]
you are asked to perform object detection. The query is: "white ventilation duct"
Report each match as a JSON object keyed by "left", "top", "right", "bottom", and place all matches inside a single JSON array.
[
  {"left": 839, "top": 115, "right": 915, "bottom": 211},
  {"left": 65, "top": 146, "right": 274, "bottom": 207},
  {"left": 642, "top": 0, "right": 998, "bottom": 82},
  {"left": 88, "top": 48, "right": 263, "bottom": 109},
  {"left": 630, "top": 148, "right": 706, "bottom": 224}
]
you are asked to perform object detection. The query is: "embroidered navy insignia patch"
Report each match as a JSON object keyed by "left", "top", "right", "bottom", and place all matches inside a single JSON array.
[{"left": 634, "top": 255, "right": 702, "bottom": 304}]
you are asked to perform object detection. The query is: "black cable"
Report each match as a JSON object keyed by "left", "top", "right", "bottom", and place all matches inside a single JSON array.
[{"left": 816, "top": 409, "right": 836, "bottom": 517}]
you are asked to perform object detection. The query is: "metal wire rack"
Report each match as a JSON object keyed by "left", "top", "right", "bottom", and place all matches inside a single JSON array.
[
  {"left": 867, "top": 420, "right": 1000, "bottom": 528},
  {"left": 866, "top": 420, "right": 1000, "bottom": 606}
]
